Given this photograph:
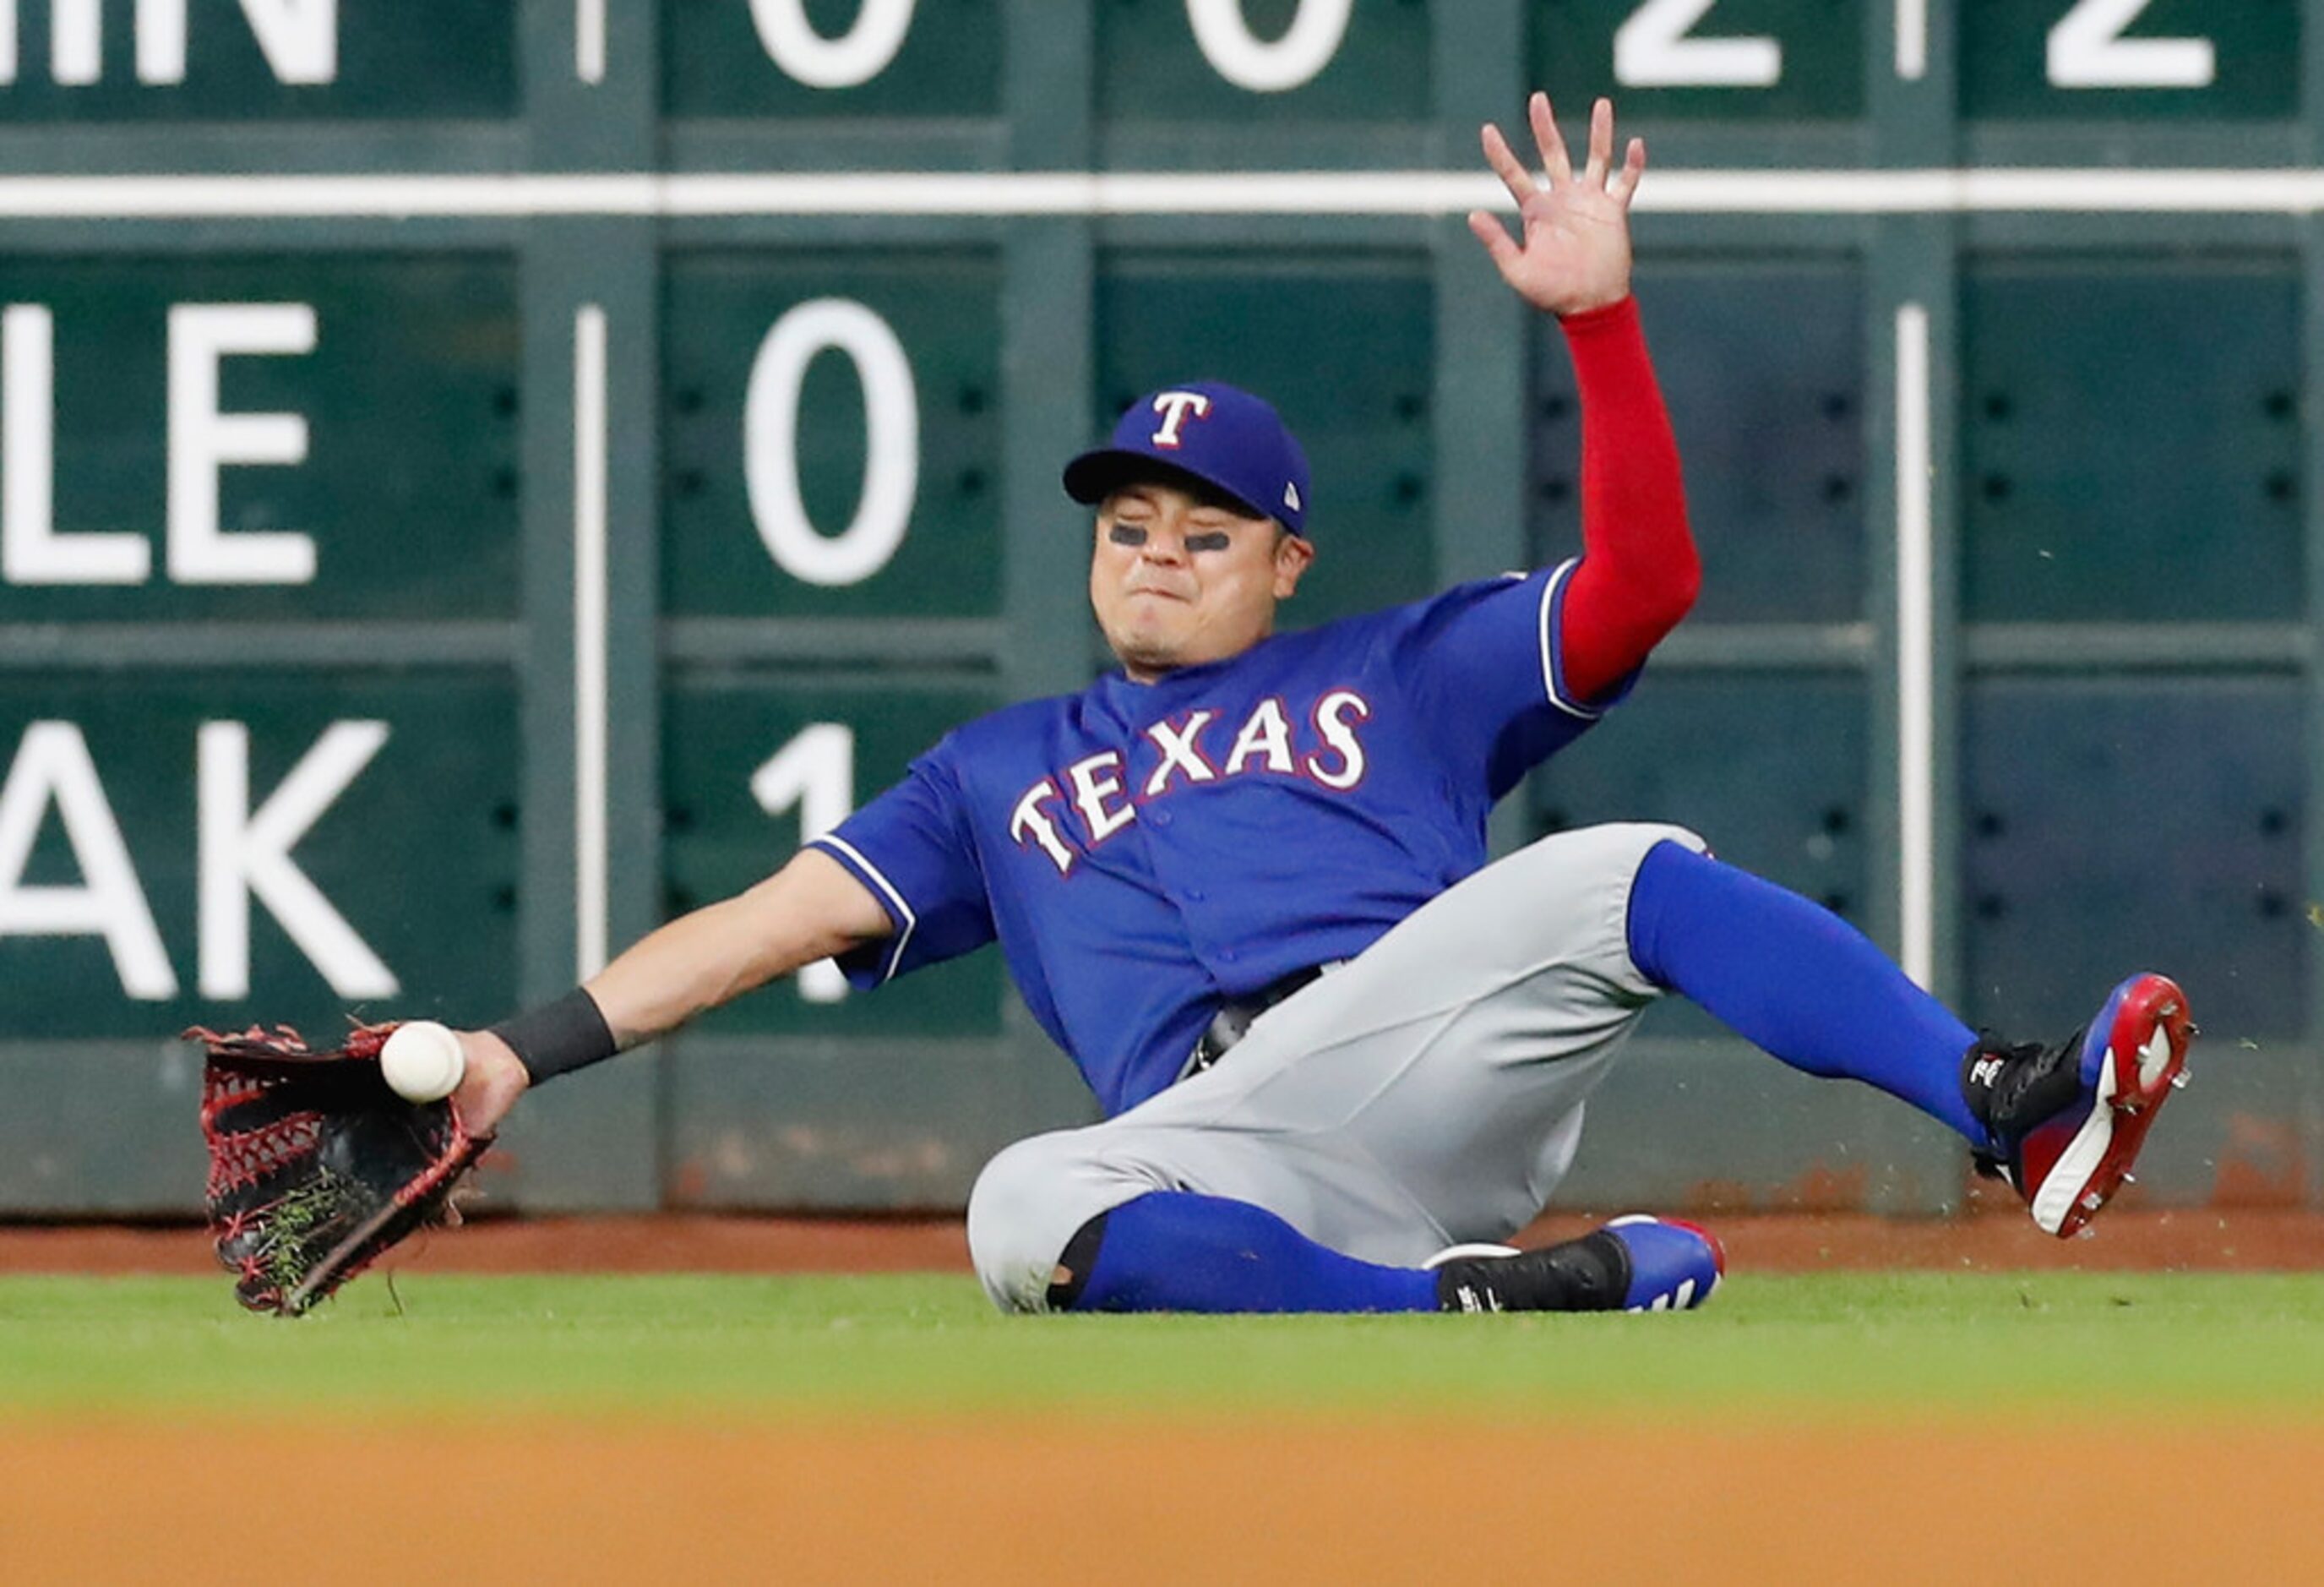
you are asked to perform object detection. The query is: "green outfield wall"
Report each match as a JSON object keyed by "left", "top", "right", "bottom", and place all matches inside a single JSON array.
[{"left": 0, "top": 0, "right": 2316, "bottom": 1218}]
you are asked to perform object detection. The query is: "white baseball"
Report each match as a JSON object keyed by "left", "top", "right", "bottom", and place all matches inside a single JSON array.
[{"left": 380, "top": 1020, "right": 467, "bottom": 1104}]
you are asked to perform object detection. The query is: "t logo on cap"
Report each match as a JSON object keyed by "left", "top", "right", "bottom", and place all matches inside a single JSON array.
[
  {"left": 1063, "top": 379, "right": 1313, "bottom": 538},
  {"left": 1149, "top": 391, "right": 1213, "bottom": 448}
]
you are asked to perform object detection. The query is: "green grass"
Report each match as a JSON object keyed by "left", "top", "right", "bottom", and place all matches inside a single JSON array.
[{"left": 5, "top": 1272, "right": 2323, "bottom": 1424}]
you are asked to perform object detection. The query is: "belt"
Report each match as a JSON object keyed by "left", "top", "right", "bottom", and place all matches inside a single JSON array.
[{"left": 1179, "top": 962, "right": 1338, "bottom": 1082}]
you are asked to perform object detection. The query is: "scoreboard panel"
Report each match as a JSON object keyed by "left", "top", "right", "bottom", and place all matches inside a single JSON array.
[
  {"left": 658, "top": 670, "right": 1006, "bottom": 1039},
  {"left": 663, "top": 0, "right": 1004, "bottom": 119},
  {"left": 1534, "top": 0, "right": 1864, "bottom": 123},
  {"left": 0, "top": 669, "right": 519, "bottom": 1039},
  {"left": 0, "top": 3, "right": 2305, "bottom": 134},
  {"left": 1960, "top": 0, "right": 2298, "bottom": 121},
  {"left": 1532, "top": 669, "right": 1872, "bottom": 936},
  {"left": 0, "top": 0, "right": 2314, "bottom": 1215},
  {"left": 1097, "top": 0, "right": 1432, "bottom": 122},
  {"left": 0, "top": 254, "right": 520, "bottom": 623},
  {"left": 661, "top": 249, "right": 1005, "bottom": 622},
  {"left": 1529, "top": 257, "right": 1867, "bottom": 627},
  {"left": 0, "top": 0, "right": 517, "bottom": 121},
  {"left": 1961, "top": 254, "right": 2305, "bottom": 625},
  {"left": 1963, "top": 676, "right": 2305, "bottom": 1043}
]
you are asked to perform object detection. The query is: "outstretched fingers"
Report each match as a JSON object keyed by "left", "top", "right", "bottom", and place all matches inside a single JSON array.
[
  {"left": 1608, "top": 136, "right": 1647, "bottom": 207},
  {"left": 1582, "top": 96, "right": 1614, "bottom": 188},
  {"left": 1470, "top": 92, "right": 1641, "bottom": 314},
  {"left": 1466, "top": 209, "right": 1521, "bottom": 279},
  {"left": 1527, "top": 90, "right": 1572, "bottom": 186},
  {"left": 1479, "top": 121, "right": 1538, "bottom": 210}
]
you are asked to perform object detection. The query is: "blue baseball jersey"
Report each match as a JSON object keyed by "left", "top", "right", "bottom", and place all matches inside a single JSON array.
[{"left": 808, "top": 558, "right": 1627, "bottom": 1116}]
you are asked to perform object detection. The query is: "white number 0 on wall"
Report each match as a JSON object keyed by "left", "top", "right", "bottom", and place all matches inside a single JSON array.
[
  {"left": 743, "top": 298, "right": 919, "bottom": 589},
  {"left": 752, "top": 722, "right": 856, "bottom": 1003},
  {"left": 1185, "top": 0, "right": 1351, "bottom": 92},
  {"left": 748, "top": 0, "right": 916, "bottom": 89}
]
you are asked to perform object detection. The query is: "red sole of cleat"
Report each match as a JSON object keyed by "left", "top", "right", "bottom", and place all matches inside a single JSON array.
[{"left": 2048, "top": 974, "right": 2194, "bottom": 1238}]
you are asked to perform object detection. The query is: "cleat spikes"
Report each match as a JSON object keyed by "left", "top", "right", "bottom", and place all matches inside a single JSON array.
[{"left": 1969, "top": 973, "right": 2191, "bottom": 1241}]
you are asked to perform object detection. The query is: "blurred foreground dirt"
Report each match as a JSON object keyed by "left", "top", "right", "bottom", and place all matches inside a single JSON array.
[{"left": 6, "top": 1420, "right": 2320, "bottom": 1584}]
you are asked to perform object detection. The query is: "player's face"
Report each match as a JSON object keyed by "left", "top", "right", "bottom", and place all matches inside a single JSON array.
[{"left": 1089, "top": 480, "right": 1314, "bottom": 681}]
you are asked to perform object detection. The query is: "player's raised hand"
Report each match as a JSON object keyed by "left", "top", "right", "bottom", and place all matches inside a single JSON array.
[{"left": 1467, "top": 93, "right": 1645, "bottom": 318}]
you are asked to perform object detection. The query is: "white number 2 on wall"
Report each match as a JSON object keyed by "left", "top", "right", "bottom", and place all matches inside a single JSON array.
[
  {"left": 2047, "top": 0, "right": 2214, "bottom": 89},
  {"left": 1614, "top": 0, "right": 1782, "bottom": 89}
]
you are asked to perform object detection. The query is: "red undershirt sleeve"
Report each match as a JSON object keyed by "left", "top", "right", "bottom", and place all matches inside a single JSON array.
[{"left": 1554, "top": 295, "right": 1701, "bottom": 704}]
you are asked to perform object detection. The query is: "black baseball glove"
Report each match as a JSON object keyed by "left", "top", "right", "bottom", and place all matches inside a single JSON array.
[{"left": 187, "top": 1021, "right": 487, "bottom": 1317}]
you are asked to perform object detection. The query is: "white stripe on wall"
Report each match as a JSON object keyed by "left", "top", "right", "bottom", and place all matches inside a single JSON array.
[
  {"left": 0, "top": 168, "right": 2319, "bottom": 219},
  {"left": 1894, "top": 303, "right": 1935, "bottom": 992},
  {"left": 574, "top": 304, "right": 610, "bottom": 980}
]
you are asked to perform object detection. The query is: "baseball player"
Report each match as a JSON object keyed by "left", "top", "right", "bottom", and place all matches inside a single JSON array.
[{"left": 449, "top": 95, "right": 2194, "bottom": 1315}]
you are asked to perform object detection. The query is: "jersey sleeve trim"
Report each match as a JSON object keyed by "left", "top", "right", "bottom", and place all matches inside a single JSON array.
[
  {"left": 805, "top": 832, "right": 918, "bottom": 987},
  {"left": 1537, "top": 557, "right": 1604, "bottom": 722}
]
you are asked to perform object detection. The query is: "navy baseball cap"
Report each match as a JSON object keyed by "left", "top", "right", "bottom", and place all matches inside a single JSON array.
[{"left": 1064, "top": 381, "right": 1312, "bottom": 537}]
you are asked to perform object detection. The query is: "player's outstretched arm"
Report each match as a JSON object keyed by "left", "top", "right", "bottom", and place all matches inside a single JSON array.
[
  {"left": 588, "top": 848, "right": 892, "bottom": 1042},
  {"left": 1472, "top": 93, "right": 1696, "bottom": 702},
  {"left": 1467, "top": 92, "right": 1642, "bottom": 319},
  {"left": 451, "top": 848, "right": 894, "bottom": 1135}
]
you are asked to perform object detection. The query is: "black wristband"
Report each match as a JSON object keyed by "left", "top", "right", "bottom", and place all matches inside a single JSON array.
[{"left": 491, "top": 987, "right": 618, "bottom": 1083}]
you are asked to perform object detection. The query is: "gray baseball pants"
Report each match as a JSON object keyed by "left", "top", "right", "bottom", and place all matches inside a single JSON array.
[{"left": 966, "top": 821, "right": 1706, "bottom": 1312}]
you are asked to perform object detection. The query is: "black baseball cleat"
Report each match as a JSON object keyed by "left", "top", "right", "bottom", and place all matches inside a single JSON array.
[
  {"left": 1426, "top": 1215, "right": 1725, "bottom": 1313},
  {"left": 1962, "top": 972, "right": 2196, "bottom": 1238}
]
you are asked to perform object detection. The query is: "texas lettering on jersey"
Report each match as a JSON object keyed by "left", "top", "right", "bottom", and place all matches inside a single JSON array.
[
  {"left": 812, "top": 559, "right": 1619, "bottom": 1115},
  {"left": 1009, "top": 690, "right": 1373, "bottom": 875}
]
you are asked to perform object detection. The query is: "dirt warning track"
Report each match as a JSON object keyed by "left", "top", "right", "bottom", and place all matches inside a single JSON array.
[{"left": 3, "top": 1206, "right": 2319, "bottom": 1275}]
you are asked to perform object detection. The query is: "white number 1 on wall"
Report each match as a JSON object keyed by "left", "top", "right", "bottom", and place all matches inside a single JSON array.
[{"left": 752, "top": 722, "right": 856, "bottom": 1003}]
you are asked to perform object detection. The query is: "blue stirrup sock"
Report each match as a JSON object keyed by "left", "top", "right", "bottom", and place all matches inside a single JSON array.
[
  {"left": 1626, "top": 839, "right": 1986, "bottom": 1146},
  {"left": 1066, "top": 1191, "right": 1438, "bottom": 1314}
]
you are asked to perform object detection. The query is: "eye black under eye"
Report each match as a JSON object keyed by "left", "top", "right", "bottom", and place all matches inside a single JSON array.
[
  {"left": 1109, "top": 524, "right": 1148, "bottom": 546},
  {"left": 1184, "top": 531, "right": 1231, "bottom": 553}
]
